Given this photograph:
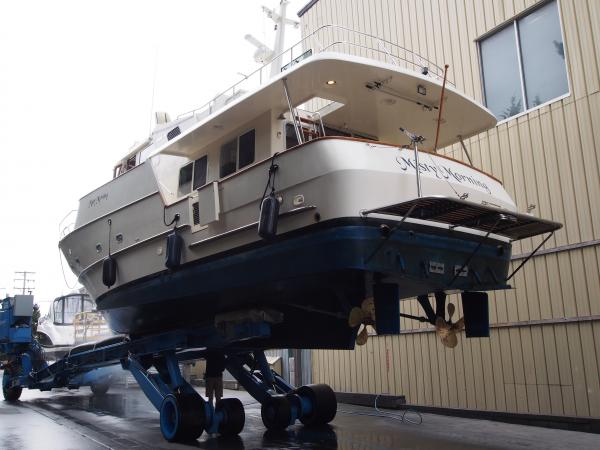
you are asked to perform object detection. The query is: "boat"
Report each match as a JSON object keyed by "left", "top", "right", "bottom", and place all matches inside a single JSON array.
[
  {"left": 36, "top": 292, "right": 113, "bottom": 357},
  {"left": 58, "top": 22, "right": 561, "bottom": 349}
]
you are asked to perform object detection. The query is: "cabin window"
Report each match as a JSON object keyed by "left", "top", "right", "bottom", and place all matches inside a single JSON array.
[
  {"left": 53, "top": 298, "right": 64, "bottom": 324},
  {"left": 219, "top": 129, "right": 256, "bottom": 178},
  {"left": 52, "top": 295, "right": 91, "bottom": 325},
  {"left": 178, "top": 162, "right": 193, "bottom": 197},
  {"left": 63, "top": 296, "right": 81, "bottom": 324},
  {"left": 238, "top": 129, "right": 255, "bottom": 169},
  {"left": 285, "top": 123, "right": 299, "bottom": 149},
  {"left": 479, "top": 0, "right": 568, "bottom": 120},
  {"left": 220, "top": 139, "right": 237, "bottom": 178},
  {"left": 193, "top": 155, "right": 208, "bottom": 190}
]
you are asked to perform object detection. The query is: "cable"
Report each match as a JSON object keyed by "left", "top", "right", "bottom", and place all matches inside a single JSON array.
[
  {"left": 337, "top": 393, "right": 423, "bottom": 425},
  {"left": 424, "top": 151, "right": 465, "bottom": 200},
  {"left": 58, "top": 248, "right": 78, "bottom": 290}
]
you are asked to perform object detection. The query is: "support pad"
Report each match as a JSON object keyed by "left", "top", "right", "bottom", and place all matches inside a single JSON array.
[
  {"left": 461, "top": 291, "right": 490, "bottom": 337},
  {"left": 374, "top": 283, "right": 400, "bottom": 334}
]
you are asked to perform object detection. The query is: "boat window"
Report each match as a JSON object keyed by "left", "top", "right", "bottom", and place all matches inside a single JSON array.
[
  {"left": 193, "top": 155, "right": 208, "bottom": 190},
  {"left": 286, "top": 123, "right": 299, "bottom": 149},
  {"left": 238, "top": 129, "right": 255, "bottom": 169},
  {"left": 220, "top": 139, "right": 237, "bottom": 178},
  {"left": 219, "top": 129, "right": 257, "bottom": 178},
  {"left": 63, "top": 296, "right": 81, "bottom": 324},
  {"left": 178, "top": 162, "right": 193, "bottom": 197},
  {"left": 53, "top": 298, "right": 63, "bottom": 324}
]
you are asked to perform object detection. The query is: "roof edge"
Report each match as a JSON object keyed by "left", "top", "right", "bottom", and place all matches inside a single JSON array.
[{"left": 297, "top": 0, "right": 319, "bottom": 17}]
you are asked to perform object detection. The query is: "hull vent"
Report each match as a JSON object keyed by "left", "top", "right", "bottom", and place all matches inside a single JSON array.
[{"left": 167, "top": 126, "right": 181, "bottom": 141}]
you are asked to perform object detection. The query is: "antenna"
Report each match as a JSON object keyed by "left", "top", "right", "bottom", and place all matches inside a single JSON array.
[
  {"left": 149, "top": 46, "right": 159, "bottom": 134},
  {"left": 246, "top": 1, "right": 299, "bottom": 78},
  {"left": 244, "top": 34, "right": 274, "bottom": 64}
]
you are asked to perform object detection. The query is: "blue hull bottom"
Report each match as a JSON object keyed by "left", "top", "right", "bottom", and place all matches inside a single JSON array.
[{"left": 98, "top": 218, "right": 511, "bottom": 349}]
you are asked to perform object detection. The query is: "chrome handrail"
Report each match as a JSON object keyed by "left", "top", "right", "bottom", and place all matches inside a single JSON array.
[{"left": 177, "top": 24, "right": 452, "bottom": 120}]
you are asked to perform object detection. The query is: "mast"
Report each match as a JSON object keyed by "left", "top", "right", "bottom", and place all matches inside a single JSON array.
[{"left": 246, "top": 1, "right": 299, "bottom": 78}]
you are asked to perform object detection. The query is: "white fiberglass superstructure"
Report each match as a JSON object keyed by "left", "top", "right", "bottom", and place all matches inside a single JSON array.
[{"left": 59, "top": 24, "right": 560, "bottom": 347}]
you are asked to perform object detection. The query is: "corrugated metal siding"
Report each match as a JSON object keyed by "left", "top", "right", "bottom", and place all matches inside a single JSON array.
[{"left": 302, "top": 0, "right": 600, "bottom": 417}]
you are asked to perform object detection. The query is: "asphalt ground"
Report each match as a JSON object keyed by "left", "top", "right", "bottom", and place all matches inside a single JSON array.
[{"left": 0, "top": 384, "right": 598, "bottom": 450}]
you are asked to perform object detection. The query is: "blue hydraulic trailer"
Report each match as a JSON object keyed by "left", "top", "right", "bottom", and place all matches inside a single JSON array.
[{"left": 1, "top": 295, "right": 337, "bottom": 442}]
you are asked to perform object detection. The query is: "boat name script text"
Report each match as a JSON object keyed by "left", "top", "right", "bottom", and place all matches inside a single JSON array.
[
  {"left": 89, "top": 193, "right": 109, "bottom": 208},
  {"left": 396, "top": 156, "right": 491, "bottom": 194}
]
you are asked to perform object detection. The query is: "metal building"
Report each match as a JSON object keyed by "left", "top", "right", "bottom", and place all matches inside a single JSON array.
[{"left": 299, "top": 0, "right": 600, "bottom": 418}]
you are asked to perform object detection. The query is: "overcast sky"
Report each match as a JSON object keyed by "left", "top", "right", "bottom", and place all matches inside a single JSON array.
[{"left": 0, "top": 0, "right": 303, "bottom": 309}]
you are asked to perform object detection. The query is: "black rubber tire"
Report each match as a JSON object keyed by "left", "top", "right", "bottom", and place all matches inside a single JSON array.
[
  {"left": 261, "top": 395, "right": 292, "bottom": 430},
  {"left": 2, "top": 372, "right": 22, "bottom": 402},
  {"left": 216, "top": 398, "right": 245, "bottom": 436},
  {"left": 160, "top": 393, "right": 206, "bottom": 442},
  {"left": 297, "top": 384, "right": 337, "bottom": 426},
  {"left": 90, "top": 382, "right": 110, "bottom": 396},
  {"left": 3, "top": 385, "right": 22, "bottom": 402}
]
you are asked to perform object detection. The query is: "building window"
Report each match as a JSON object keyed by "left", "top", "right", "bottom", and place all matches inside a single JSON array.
[
  {"left": 479, "top": 0, "right": 568, "bottom": 120},
  {"left": 219, "top": 129, "right": 256, "bottom": 178}
]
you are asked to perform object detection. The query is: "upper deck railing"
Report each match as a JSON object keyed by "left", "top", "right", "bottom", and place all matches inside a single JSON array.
[{"left": 177, "top": 24, "right": 452, "bottom": 121}]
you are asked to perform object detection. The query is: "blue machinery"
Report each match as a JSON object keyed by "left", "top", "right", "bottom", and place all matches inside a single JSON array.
[{"left": 1, "top": 295, "right": 337, "bottom": 442}]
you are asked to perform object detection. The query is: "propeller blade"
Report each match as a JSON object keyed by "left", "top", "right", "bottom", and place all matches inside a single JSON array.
[
  {"left": 453, "top": 317, "right": 465, "bottom": 332},
  {"left": 348, "top": 307, "right": 365, "bottom": 328},
  {"left": 447, "top": 303, "right": 455, "bottom": 321},
  {"left": 361, "top": 298, "right": 375, "bottom": 317},
  {"left": 356, "top": 325, "right": 369, "bottom": 346},
  {"left": 360, "top": 297, "right": 376, "bottom": 326}
]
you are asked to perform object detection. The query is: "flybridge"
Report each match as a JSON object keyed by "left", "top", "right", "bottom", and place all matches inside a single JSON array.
[{"left": 113, "top": 24, "right": 471, "bottom": 176}]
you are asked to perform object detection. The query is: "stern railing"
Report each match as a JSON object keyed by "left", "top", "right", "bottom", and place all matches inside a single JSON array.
[{"left": 177, "top": 25, "right": 451, "bottom": 121}]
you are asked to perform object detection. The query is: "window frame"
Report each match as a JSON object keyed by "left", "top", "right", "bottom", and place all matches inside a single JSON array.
[
  {"left": 52, "top": 294, "right": 88, "bottom": 326},
  {"left": 477, "top": 0, "right": 570, "bottom": 125},
  {"left": 219, "top": 128, "right": 256, "bottom": 179},
  {"left": 192, "top": 155, "right": 209, "bottom": 190}
]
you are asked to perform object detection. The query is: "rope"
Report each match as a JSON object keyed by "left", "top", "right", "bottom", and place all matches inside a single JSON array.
[
  {"left": 259, "top": 152, "right": 280, "bottom": 209},
  {"left": 58, "top": 248, "right": 78, "bottom": 290}
]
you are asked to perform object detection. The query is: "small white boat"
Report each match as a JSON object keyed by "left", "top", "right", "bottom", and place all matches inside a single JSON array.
[
  {"left": 36, "top": 293, "right": 112, "bottom": 360},
  {"left": 59, "top": 25, "right": 560, "bottom": 347}
]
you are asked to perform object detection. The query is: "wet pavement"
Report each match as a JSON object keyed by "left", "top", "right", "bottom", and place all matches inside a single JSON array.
[{"left": 0, "top": 384, "right": 598, "bottom": 450}]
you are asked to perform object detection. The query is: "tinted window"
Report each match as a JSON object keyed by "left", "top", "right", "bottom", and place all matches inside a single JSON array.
[
  {"left": 178, "top": 162, "right": 193, "bottom": 197},
  {"left": 220, "top": 139, "right": 237, "bottom": 178},
  {"left": 286, "top": 123, "right": 299, "bottom": 149},
  {"left": 238, "top": 129, "right": 255, "bottom": 169},
  {"left": 193, "top": 156, "right": 208, "bottom": 190},
  {"left": 480, "top": 25, "right": 523, "bottom": 119},
  {"left": 518, "top": 1, "right": 568, "bottom": 108}
]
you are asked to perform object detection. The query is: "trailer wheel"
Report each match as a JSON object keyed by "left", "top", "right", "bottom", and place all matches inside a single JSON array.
[
  {"left": 261, "top": 395, "right": 292, "bottom": 430},
  {"left": 297, "top": 384, "right": 337, "bottom": 426},
  {"left": 216, "top": 398, "right": 245, "bottom": 436},
  {"left": 2, "top": 373, "right": 22, "bottom": 402},
  {"left": 91, "top": 382, "right": 110, "bottom": 396},
  {"left": 160, "top": 393, "right": 205, "bottom": 442}
]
